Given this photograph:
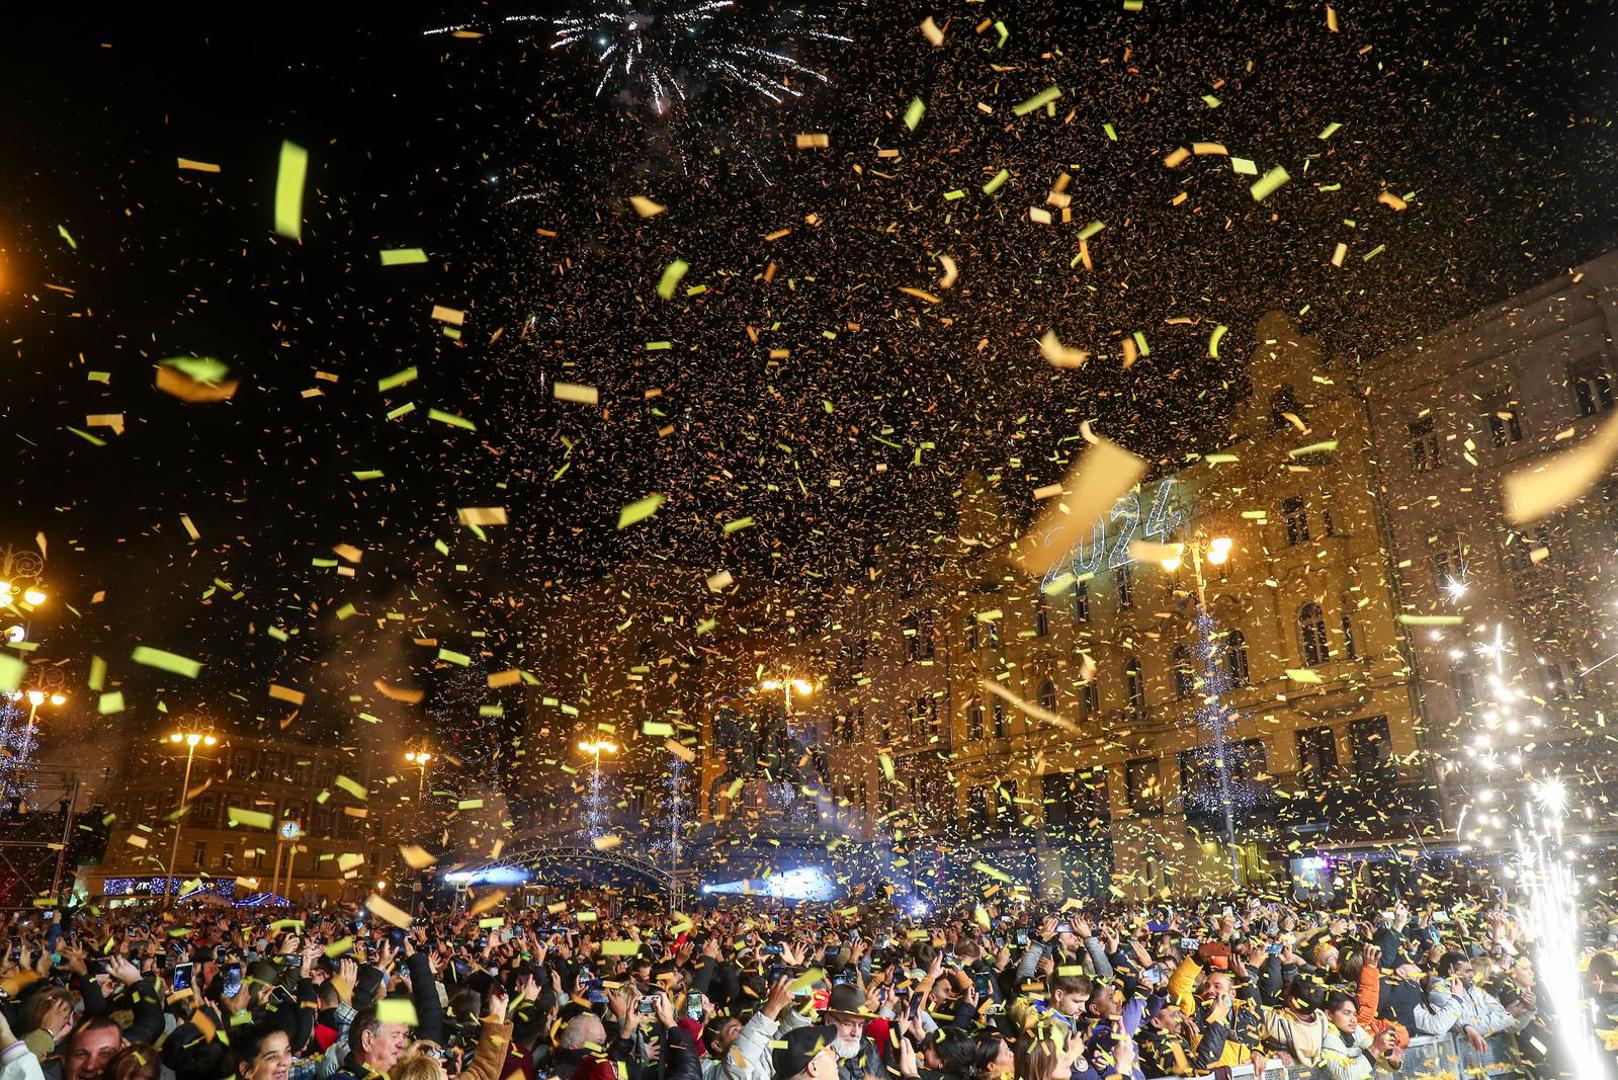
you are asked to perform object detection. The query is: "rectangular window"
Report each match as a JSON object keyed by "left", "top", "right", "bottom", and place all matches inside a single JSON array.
[
  {"left": 1116, "top": 564, "right": 1134, "bottom": 611},
  {"left": 966, "top": 703, "right": 984, "bottom": 741},
  {"left": 1124, "top": 757, "right": 1161, "bottom": 813},
  {"left": 1349, "top": 716, "right": 1392, "bottom": 773},
  {"left": 1489, "top": 408, "right": 1523, "bottom": 447},
  {"left": 191, "top": 841, "right": 207, "bottom": 868},
  {"left": 1282, "top": 496, "right": 1310, "bottom": 545},
  {"left": 1572, "top": 364, "right": 1616, "bottom": 417},
  {"left": 1428, "top": 532, "right": 1464, "bottom": 587},
  {"left": 1409, "top": 416, "right": 1441, "bottom": 472},
  {"left": 1072, "top": 580, "right": 1090, "bottom": 623},
  {"left": 1081, "top": 680, "right": 1099, "bottom": 721},
  {"left": 1296, "top": 726, "right": 1338, "bottom": 778},
  {"left": 901, "top": 612, "right": 934, "bottom": 662},
  {"left": 965, "top": 787, "right": 992, "bottom": 835},
  {"left": 992, "top": 700, "right": 1006, "bottom": 739}
]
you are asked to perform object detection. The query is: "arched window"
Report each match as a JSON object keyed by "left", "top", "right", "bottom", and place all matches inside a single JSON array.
[
  {"left": 1038, "top": 678, "right": 1058, "bottom": 713},
  {"left": 1225, "top": 629, "right": 1250, "bottom": 687},
  {"left": 1299, "top": 603, "right": 1330, "bottom": 666},
  {"left": 1172, "top": 644, "right": 1195, "bottom": 699},
  {"left": 1339, "top": 595, "right": 1358, "bottom": 661},
  {"left": 966, "top": 700, "right": 984, "bottom": 740},
  {"left": 992, "top": 699, "right": 1006, "bottom": 738},
  {"left": 964, "top": 615, "right": 978, "bottom": 652},
  {"left": 1124, "top": 657, "right": 1145, "bottom": 717},
  {"left": 1082, "top": 680, "right": 1100, "bottom": 720},
  {"left": 1034, "top": 595, "right": 1049, "bottom": 637}
]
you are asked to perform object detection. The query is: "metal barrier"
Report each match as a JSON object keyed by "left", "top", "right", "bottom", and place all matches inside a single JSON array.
[{"left": 1184, "top": 1031, "right": 1524, "bottom": 1080}]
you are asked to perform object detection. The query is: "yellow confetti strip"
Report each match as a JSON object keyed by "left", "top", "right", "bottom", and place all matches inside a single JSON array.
[{"left": 273, "top": 140, "right": 308, "bottom": 240}]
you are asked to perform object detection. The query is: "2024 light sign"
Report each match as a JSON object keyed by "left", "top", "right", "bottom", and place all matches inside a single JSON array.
[{"left": 1042, "top": 479, "right": 1185, "bottom": 589}]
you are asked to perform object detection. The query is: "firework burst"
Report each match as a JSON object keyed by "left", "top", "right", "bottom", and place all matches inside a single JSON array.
[{"left": 429, "top": 1, "right": 848, "bottom": 117}]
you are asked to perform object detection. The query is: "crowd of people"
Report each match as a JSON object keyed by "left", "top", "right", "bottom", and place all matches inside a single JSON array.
[{"left": 0, "top": 888, "right": 1607, "bottom": 1080}]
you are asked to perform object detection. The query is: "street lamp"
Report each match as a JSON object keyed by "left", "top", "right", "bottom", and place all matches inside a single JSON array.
[
  {"left": 1159, "top": 534, "right": 1242, "bottom": 890},
  {"left": 577, "top": 739, "right": 618, "bottom": 838},
  {"left": 757, "top": 676, "right": 815, "bottom": 736},
  {"left": 404, "top": 749, "right": 433, "bottom": 802},
  {"left": 10, "top": 688, "right": 67, "bottom": 730},
  {"left": 162, "top": 730, "right": 217, "bottom": 907}
]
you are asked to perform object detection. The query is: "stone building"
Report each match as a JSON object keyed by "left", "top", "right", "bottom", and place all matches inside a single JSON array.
[
  {"left": 86, "top": 730, "right": 391, "bottom": 906},
  {"left": 718, "top": 313, "right": 1431, "bottom": 899},
  {"left": 1363, "top": 249, "right": 1618, "bottom": 830}
]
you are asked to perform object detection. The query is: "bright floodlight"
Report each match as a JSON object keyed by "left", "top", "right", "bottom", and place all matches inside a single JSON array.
[
  {"left": 791, "top": 678, "right": 814, "bottom": 696},
  {"left": 1159, "top": 545, "right": 1184, "bottom": 572},
  {"left": 22, "top": 588, "right": 45, "bottom": 606},
  {"left": 759, "top": 679, "right": 782, "bottom": 691},
  {"left": 1206, "top": 537, "right": 1233, "bottom": 565},
  {"left": 26, "top": 690, "right": 44, "bottom": 706},
  {"left": 1444, "top": 576, "right": 1468, "bottom": 601},
  {"left": 48, "top": 693, "right": 65, "bottom": 706}
]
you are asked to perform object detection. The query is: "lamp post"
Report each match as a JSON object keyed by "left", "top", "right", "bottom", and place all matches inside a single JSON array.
[
  {"left": 404, "top": 749, "right": 433, "bottom": 803},
  {"left": 162, "top": 730, "right": 217, "bottom": 907},
  {"left": 757, "top": 676, "right": 815, "bottom": 736},
  {"left": 577, "top": 738, "right": 618, "bottom": 838},
  {"left": 20, "top": 689, "right": 66, "bottom": 731},
  {"left": 1160, "top": 535, "right": 1242, "bottom": 890}
]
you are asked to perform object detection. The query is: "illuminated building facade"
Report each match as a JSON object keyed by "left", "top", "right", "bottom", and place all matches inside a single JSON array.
[
  {"left": 1363, "top": 249, "right": 1618, "bottom": 832},
  {"left": 85, "top": 732, "right": 391, "bottom": 906},
  {"left": 708, "top": 313, "right": 1431, "bottom": 899}
]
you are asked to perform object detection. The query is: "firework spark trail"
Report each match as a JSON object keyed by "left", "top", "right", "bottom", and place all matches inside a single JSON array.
[
  {"left": 1517, "top": 782, "right": 1608, "bottom": 1080},
  {"left": 429, "top": 0, "right": 843, "bottom": 113}
]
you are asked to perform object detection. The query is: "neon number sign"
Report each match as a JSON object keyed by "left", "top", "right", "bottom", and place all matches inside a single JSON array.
[{"left": 1043, "top": 480, "right": 1185, "bottom": 588}]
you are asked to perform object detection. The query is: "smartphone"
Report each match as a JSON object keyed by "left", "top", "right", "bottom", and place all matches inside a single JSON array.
[
  {"left": 686, "top": 995, "right": 705, "bottom": 1021},
  {"left": 270, "top": 984, "right": 295, "bottom": 1007},
  {"left": 1054, "top": 924, "right": 1074, "bottom": 934},
  {"left": 1179, "top": 938, "right": 1200, "bottom": 952},
  {"left": 86, "top": 957, "right": 110, "bottom": 977},
  {"left": 388, "top": 928, "right": 407, "bottom": 949},
  {"left": 215, "top": 945, "right": 230, "bottom": 962},
  {"left": 221, "top": 963, "right": 243, "bottom": 999},
  {"left": 1015, "top": 930, "right": 1028, "bottom": 946},
  {"left": 172, "top": 962, "right": 194, "bottom": 993},
  {"left": 1266, "top": 943, "right": 1283, "bottom": 956},
  {"left": 761, "top": 944, "right": 783, "bottom": 956}
]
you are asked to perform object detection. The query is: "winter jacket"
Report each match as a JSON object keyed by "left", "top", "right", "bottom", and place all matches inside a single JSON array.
[
  {"left": 1316, "top": 1025, "right": 1390, "bottom": 1080},
  {"left": 459, "top": 1019, "right": 515, "bottom": 1080}
]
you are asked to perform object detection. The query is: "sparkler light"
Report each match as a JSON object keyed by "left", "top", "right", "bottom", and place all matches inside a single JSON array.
[{"left": 1516, "top": 781, "right": 1608, "bottom": 1080}]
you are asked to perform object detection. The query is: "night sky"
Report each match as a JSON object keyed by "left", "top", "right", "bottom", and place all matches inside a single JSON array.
[{"left": 5, "top": 0, "right": 1618, "bottom": 774}]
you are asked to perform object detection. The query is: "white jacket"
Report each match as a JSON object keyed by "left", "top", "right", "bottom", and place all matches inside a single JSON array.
[
  {"left": 0, "top": 1042, "right": 45, "bottom": 1080},
  {"left": 719, "top": 1008, "right": 808, "bottom": 1080}
]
